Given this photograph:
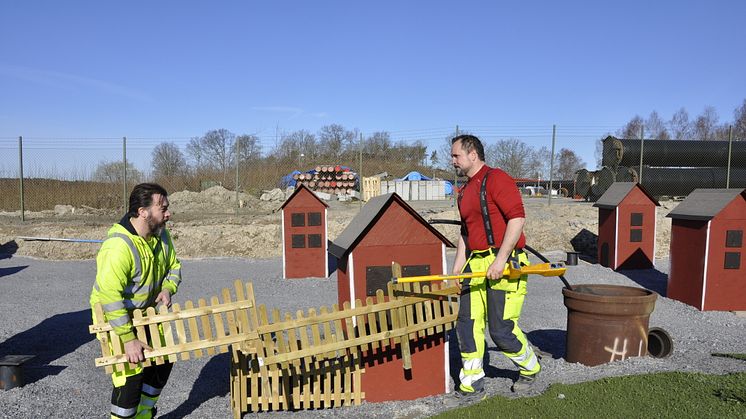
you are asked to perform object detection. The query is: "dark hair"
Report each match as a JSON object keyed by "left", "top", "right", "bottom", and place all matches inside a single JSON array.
[
  {"left": 127, "top": 183, "right": 168, "bottom": 217},
  {"left": 451, "top": 134, "right": 485, "bottom": 161}
]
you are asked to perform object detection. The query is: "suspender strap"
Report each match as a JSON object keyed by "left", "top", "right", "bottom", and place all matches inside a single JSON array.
[{"left": 480, "top": 170, "right": 495, "bottom": 247}]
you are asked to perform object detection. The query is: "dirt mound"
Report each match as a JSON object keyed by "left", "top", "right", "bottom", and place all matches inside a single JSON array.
[
  {"left": 0, "top": 197, "right": 678, "bottom": 261},
  {"left": 169, "top": 185, "right": 272, "bottom": 214}
]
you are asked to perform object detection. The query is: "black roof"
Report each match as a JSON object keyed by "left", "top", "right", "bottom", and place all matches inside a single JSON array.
[
  {"left": 593, "top": 182, "right": 659, "bottom": 209},
  {"left": 667, "top": 188, "right": 746, "bottom": 221},
  {"left": 328, "top": 193, "right": 455, "bottom": 260}
]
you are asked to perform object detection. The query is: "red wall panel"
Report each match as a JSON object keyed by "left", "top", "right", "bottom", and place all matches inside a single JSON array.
[{"left": 704, "top": 197, "right": 746, "bottom": 310}]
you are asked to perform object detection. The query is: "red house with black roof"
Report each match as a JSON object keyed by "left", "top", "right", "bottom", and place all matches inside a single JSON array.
[
  {"left": 594, "top": 182, "right": 660, "bottom": 270},
  {"left": 329, "top": 192, "right": 455, "bottom": 402},
  {"left": 667, "top": 189, "right": 746, "bottom": 311},
  {"left": 281, "top": 184, "right": 329, "bottom": 279}
]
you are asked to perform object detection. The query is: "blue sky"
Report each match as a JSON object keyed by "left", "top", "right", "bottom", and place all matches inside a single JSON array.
[{"left": 1, "top": 1, "right": 745, "bottom": 175}]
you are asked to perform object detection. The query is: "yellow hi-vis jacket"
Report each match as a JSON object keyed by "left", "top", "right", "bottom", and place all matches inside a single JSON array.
[{"left": 90, "top": 221, "right": 182, "bottom": 343}]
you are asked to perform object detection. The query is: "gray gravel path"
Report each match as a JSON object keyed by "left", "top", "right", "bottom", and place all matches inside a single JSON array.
[{"left": 1, "top": 251, "right": 744, "bottom": 418}]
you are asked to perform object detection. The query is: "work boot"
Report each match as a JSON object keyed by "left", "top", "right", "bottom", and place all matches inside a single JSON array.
[
  {"left": 511, "top": 372, "right": 538, "bottom": 393},
  {"left": 444, "top": 379, "right": 486, "bottom": 407}
]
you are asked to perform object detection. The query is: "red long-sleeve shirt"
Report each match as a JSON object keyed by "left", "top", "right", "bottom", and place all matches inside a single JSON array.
[{"left": 458, "top": 165, "right": 526, "bottom": 251}]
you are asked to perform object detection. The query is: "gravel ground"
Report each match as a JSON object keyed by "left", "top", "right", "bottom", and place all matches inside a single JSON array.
[{"left": 1, "top": 251, "right": 745, "bottom": 418}]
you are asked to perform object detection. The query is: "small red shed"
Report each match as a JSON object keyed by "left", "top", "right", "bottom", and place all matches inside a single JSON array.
[
  {"left": 281, "top": 184, "right": 329, "bottom": 279},
  {"left": 594, "top": 182, "right": 660, "bottom": 270},
  {"left": 666, "top": 188, "right": 746, "bottom": 311},
  {"left": 329, "top": 193, "right": 455, "bottom": 402}
]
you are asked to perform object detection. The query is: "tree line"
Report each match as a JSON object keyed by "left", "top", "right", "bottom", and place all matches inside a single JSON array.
[
  {"left": 91, "top": 98, "right": 746, "bottom": 186},
  {"left": 617, "top": 99, "right": 746, "bottom": 141}
]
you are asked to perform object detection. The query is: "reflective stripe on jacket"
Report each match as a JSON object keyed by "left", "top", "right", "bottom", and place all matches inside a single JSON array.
[{"left": 90, "top": 223, "right": 182, "bottom": 343}]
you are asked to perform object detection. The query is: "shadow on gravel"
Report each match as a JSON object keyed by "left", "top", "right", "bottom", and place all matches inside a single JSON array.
[
  {"left": 617, "top": 268, "right": 668, "bottom": 297},
  {"left": 527, "top": 329, "right": 566, "bottom": 360},
  {"left": 160, "top": 352, "right": 230, "bottom": 419},
  {"left": 0, "top": 265, "right": 28, "bottom": 277},
  {"left": 0, "top": 309, "right": 94, "bottom": 384},
  {"left": 570, "top": 229, "right": 598, "bottom": 264},
  {"left": 0, "top": 239, "right": 19, "bottom": 259}
]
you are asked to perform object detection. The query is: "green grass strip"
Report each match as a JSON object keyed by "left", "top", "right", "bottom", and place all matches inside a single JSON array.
[{"left": 434, "top": 372, "right": 746, "bottom": 419}]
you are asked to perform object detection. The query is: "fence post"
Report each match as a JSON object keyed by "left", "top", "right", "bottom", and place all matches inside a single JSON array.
[
  {"left": 123, "top": 137, "right": 128, "bottom": 211},
  {"left": 359, "top": 132, "right": 363, "bottom": 209},
  {"left": 18, "top": 136, "right": 25, "bottom": 222},
  {"left": 453, "top": 125, "right": 459, "bottom": 207},
  {"left": 548, "top": 124, "right": 556, "bottom": 206},
  {"left": 638, "top": 126, "right": 644, "bottom": 184},
  {"left": 235, "top": 135, "right": 240, "bottom": 215},
  {"left": 726, "top": 125, "right": 733, "bottom": 188}
]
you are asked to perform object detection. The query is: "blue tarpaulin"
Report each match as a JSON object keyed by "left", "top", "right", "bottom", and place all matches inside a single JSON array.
[
  {"left": 397, "top": 171, "right": 432, "bottom": 181},
  {"left": 280, "top": 170, "right": 302, "bottom": 187}
]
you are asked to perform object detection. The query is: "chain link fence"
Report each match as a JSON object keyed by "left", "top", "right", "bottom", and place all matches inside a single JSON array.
[{"left": 1, "top": 126, "right": 744, "bottom": 218}]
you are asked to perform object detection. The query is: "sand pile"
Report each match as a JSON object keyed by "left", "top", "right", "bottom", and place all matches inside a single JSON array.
[{"left": 0, "top": 193, "right": 679, "bottom": 261}]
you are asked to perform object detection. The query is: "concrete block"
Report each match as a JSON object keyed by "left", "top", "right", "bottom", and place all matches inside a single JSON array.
[{"left": 400, "top": 181, "right": 410, "bottom": 200}]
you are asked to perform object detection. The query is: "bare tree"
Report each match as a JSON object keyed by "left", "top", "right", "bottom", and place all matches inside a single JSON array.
[
  {"left": 669, "top": 107, "right": 692, "bottom": 140},
  {"left": 557, "top": 148, "right": 585, "bottom": 180},
  {"left": 271, "top": 130, "right": 317, "bottom": 165},
  {"left": 364, "top": 131, "right": 392, "bottom": 158},
  {"left": 152, "top": 142, "right": 187, "bottom": 178},
  {"left": 393, "top": 140, "right": 427, "bottom": 165},
  {"left": 186, "top": 129, "right": 236, "bottom": 183},
  {"left": 712, "top": 125, "right": 732, "bottom": 141},
  {"left": 485, "top": 138, "right": 535, "bottom": 178},
  {"left": 318, "top": 124, "right": 357, "bottom": 159},
  {"left": 234, "top": 134, "right": 262, "bottom": 163},
  {"left": 646, "top": 111, "right": 671, "bottom": 140},
  {"left": 93, "top": 161, "right": 143, "bottom": 184},
  {"left": 533, "top": 145, "right": 558, "bottom": 180},
  {"left": 296, "top": 130, "right": 318, "bottom": 161},
  {"left": 430, "top": 150, "right": 439, "bottom": 168},
  {"left": 594, "top": 134, "right": 613, "bottom": 169},
  {"left": 693, "top": 106, "right": 719, "bottom": 141},
  {"left": 733, "top": 99, "right": 746, "bottom": 140},
  {"left": 618, "top": 115, "right": 645, "bottom": 138}
]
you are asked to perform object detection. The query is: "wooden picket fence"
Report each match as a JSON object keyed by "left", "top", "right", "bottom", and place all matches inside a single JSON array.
[
  {"left": 229, "top": 280, "right": 459, "bottom": 416},
  {"left": 89, "top": 280, "right": 259, "bottom": 374},
  {"left": 90, "top": 279, "right": 459, "bottom": 417}
]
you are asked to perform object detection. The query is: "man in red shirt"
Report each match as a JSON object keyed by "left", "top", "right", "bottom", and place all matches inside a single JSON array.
[{"left": 449, "top": 134, "right": 540, "bottom": 399}]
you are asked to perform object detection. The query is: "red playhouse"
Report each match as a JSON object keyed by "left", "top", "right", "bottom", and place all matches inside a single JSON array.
[
  {"left": 281, "top": 184, "right": 329, "bottom": 279},
  {"left": 328, "top": 193, "right": 455, "bottom": 402},
  {"left": 594, "top": 182, "right": 660, "bottom": 270},
  {"left": 666, "top": 188, "right": 746, "bottom": 311}
]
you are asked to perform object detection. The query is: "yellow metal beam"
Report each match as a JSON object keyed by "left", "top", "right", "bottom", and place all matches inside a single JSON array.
[{"left": 391, "top": 261, "right": 566, "bottom": 284}]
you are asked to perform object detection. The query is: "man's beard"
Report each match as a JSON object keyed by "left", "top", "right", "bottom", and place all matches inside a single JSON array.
[
  {"left": 149, "top": 221, "right": 165, "bottom": 236},
  {"left": 454, "top": 167, "right": 465, "bottom": 177},
  {"left": 145, "top": 213, "right": 166, "bottom": 236}
]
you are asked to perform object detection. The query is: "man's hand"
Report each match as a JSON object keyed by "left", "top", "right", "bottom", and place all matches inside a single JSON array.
[
  {"left": 124, "top": 339, "right": 153, "bottom": 364},
  {"left": 155, "top": 289, "right": 172, "bottom": 308},
  {"left": 486, "top": 256, "right": 509, "bottom": 280},
  {"left": 452, "top": 274, "right": 463, "bottom": 292}
]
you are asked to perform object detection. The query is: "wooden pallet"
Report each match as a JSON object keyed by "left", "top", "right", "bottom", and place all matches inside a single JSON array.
[{"left": 362, "top": 176, "right": 381, "bottom": 201}]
